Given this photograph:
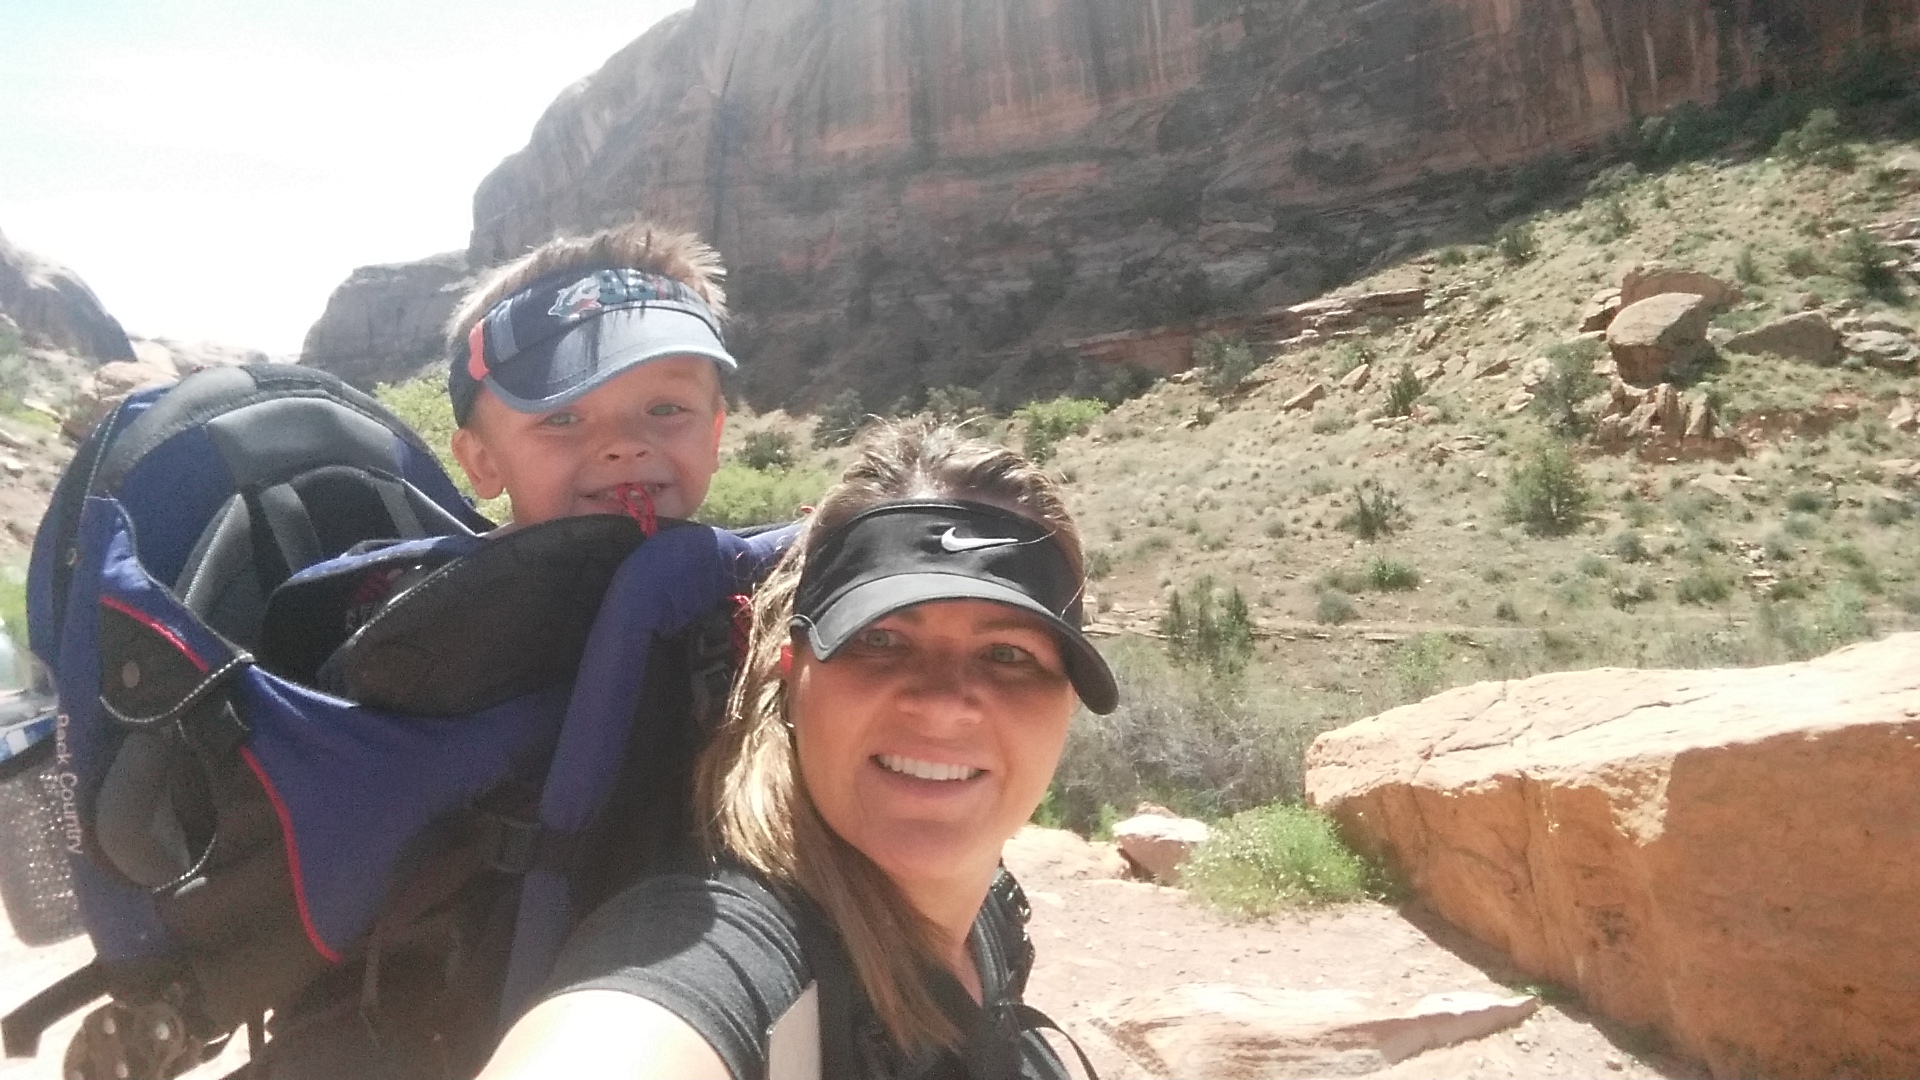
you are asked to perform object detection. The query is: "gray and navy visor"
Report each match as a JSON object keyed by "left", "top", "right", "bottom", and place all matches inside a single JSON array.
[
  {"left": 450, "top": 266, "right": 734, "bottom": 424},
  {"left": 792, "top": 500, "right": 1118, "bottom": 714}
]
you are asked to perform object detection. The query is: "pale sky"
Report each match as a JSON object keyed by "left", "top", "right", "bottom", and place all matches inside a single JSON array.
[{"left": 0, "top": 0, "right": 693, "bottom": 356}]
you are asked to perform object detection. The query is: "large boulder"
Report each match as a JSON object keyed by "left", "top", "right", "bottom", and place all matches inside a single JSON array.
[
  {"left": 0, "top": 229, "right": 134, "bottom": 362},
  {"left": 1721, "top": 310, "right": 1840, "bottom": 365},
  {"left": 1304, "top": 635, "right": 1920, "bottom": 1080},
  {"left": 1618, "top": 263, "right": 1739, "bottom": 310},
  {"left": 63, "top": 357, "right": 180, "bottom": 441},
  {"left": 1111, "top": 813, "right": 1208, "bottom": 885},
  {"left": 300, "top": 252, "right": 473, "bottom": 390},
  {"left": 1843, "top": 329, "right": 1920, "bottom": 374},
  {"left": 1605, "top": 292, "right": 1711, "bottom": 386}
]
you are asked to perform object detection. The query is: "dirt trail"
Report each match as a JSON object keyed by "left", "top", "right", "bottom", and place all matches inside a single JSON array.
[{"left": 0, "top": 830, "right": 1704, "bottom": 1079}]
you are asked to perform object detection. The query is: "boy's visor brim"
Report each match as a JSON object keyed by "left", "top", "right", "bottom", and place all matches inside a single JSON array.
[
  {"left": 485, "top": 303, "right": 735, "bottom": 414},
  {"left": 794, "top": 572, "right": 1119, "bottom": 714}
]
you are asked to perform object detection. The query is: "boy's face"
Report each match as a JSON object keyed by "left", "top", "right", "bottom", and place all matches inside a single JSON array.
[{"left": 451, "top": 355, "right": 725, "bottom": 527}]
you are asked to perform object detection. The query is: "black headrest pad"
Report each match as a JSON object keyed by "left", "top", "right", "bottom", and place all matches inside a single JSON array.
[{"left": 330, "top": 516, "right": 658, "bottom": 716}]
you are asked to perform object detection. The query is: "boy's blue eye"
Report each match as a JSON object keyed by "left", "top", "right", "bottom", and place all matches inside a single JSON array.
[
  {"left": 648, "top": 402, "right": 690, "bottom": 417},
  {"left": 538, "top": 411, "right": 581, "bottom": 428}
]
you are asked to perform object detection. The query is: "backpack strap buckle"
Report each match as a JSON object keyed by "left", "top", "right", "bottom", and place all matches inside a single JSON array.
[{"left": 475, "top": 812, "right": 585, "bottom": 876}]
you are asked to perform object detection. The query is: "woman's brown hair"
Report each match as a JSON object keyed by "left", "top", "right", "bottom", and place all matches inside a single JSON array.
[{"left": 693, "top": 419, "right": 1083, "bottom": 1053}]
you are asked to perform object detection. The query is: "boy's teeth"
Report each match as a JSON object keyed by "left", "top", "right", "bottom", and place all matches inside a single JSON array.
[{"left": 877, "top": 755, "right": 981, "bottom": 782}]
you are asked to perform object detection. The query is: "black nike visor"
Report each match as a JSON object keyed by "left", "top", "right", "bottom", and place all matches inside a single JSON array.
[{"left": 791, "top": 500, "right": 1119, "bottom": 714}]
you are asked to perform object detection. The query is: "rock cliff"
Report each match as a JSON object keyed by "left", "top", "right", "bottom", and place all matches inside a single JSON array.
[
  {"left": 299, "top": 252, "right": 472, "bottom": 390},
  {"left": 312, "top": 0, "right": 1920, "bottom": 402},
  {"left": 0, "top": 229, "right": 134, "bottom": 363}
]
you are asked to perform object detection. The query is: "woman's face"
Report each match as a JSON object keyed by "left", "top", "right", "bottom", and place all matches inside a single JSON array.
[{"left": 789, "top": 598, "right": 1078, "bottom": 899}]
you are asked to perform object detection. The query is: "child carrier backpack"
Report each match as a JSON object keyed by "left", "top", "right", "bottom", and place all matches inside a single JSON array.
[{"left": 3, "top": 363, "right": 792, "bottom": 1079}]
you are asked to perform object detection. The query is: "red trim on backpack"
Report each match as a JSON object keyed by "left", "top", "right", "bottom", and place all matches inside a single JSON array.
[
  {"left": 240, "top": 747, "right": 343, "bottom": 964},
  {"left": 100, "top": 595, "right": 208, "bottom": 673}
]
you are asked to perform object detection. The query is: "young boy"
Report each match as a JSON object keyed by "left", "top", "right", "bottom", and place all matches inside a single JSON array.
[{"left": 444, "top": 219, "right": 734, "bottom": 529}]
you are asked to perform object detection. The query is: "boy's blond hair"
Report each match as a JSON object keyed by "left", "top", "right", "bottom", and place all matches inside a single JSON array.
[{"left": 446, "top": 219, "right": 728, "bottom": 351}]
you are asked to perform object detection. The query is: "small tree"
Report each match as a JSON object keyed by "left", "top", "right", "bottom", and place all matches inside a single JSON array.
[
  {"left": 1384, "top": 365, "right": 1423, "bottom": 417},
  {"left": 1529, "top": 339, "right": 1606, "bottom": 435},
  {"left": 1160, "top": 577, "right": 1255, "bottom": 677},
  {"left": 811, "top": 389, "right": 867, "bottom": 448},
  {"left": 1013, "top": 397, "right": 1106, "bottom": 463},
  {"left": 1503, "top": 443, "right": 1594, "bottom": 536},
  {"left": 1194, "top": 333, "right": 1258, "bottom": 397},
  {"left": 1495, "top": 222, "right": 1538, "bottom": 266},
  {"left": 737, "top": 430, "right": 796, "bottom": 472}
]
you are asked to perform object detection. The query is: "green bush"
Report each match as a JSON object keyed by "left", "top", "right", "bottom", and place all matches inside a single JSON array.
[
  {"left": 1047, "top": 640, "right": 1327, "bottom": 830},
  {"left": 1756, "top": 584, "right": 1876, "bottom": 660},
  {"left": 1013, "top": 397, "right": 1106, "bottom": 464},
  {"left": 1311, "top": 410, "right": 1354, "bottom": 435},
  {"left": 1528, "top": 339, "right": 1606, "bottom": 435},
  {"left": 1183, "top": 804, "right": 1375, "bottom": 915},
  {"left": 1675, "top": 569, "right": 1734, "bottom": 605},
  {"left": 1365, "top": 556, "right": 1420, "bottom": 591},
  {"left": 1734, "top": 246, "right": 1764, "bottom": 285},
  {"left": 1392, "top": 633, "right": 1453, "bottom": 701},
  {"left": 1835, "top": 229, "right": 1903, "bottom": 300},
  {"left": 1315, "top": 589, "right": 1358, "bottom": 625},
  {"left": 1596, "top": 196, "right": 1635, "bottom": 240},
  {"left": 697, "top": 462, "right": 832, "bottom": 528},
  {"left": 736, "top": 429, "right": 796, "bottom": 472},
  {"left": 1611, "top": 530, "right": 1651, "bottom": 563},
  {"left": 1384, "top": 365, "right": 1423, "bottom": 417},
  {"left": 923, "top": 385, "right": 987, "bottom": 423},
  {"left": 811, "top": 389, "right": 868, "bottom": 448},
  {"left": 1783, "top": 246, "right": 1824, "bottom": 278},
  {"left": 1494, "top": 222, "right": 1539, "bottom": 266},
  {"left": 1338, "top": 481, "right": 1409, "bottom": 541},
  {"left": 1784, "top": 488, "right": 1830, "bottom": 515},
  {"left": 1503, "top": 443, "right": 1593, "bottom": 537},
  {"left": 1195, "top": 333, "right": 1259, "bottom": 397},
  {"left": 1774, "top": 108, "right": 1856, "bottom": 169},
  {"left": 1609, "top": 576, "right": 1658, "bottom": 610},
  {"left": 1160, "top": 577, "right": 1255, "bottom": 677}
]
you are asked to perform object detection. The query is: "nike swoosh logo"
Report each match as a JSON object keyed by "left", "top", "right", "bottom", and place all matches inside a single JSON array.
[{"left": 939, "top": 528, "right": 1022, "bottom": 553}]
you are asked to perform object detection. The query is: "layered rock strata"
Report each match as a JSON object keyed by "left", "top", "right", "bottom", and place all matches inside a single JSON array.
[
  {"left": 1304, "top": 634, "right": 1920, "bottom": 1080},
  {"left": 314, "top": 0, "right": 1920, "bottom": 400}
]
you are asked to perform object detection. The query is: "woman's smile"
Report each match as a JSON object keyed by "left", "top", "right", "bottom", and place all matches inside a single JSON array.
[{"left": 874, "top": 755, "right": 984, "bottom": 783}]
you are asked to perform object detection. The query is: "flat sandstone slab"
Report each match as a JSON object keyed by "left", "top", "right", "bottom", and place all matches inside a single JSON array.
[{"left": 1306, "top": 634, "right": 1920, "bottom": 1079}]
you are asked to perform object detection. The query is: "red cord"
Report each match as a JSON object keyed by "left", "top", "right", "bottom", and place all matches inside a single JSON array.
[{"left": 613, "top": 483, "right": 658, "bottom": 537}]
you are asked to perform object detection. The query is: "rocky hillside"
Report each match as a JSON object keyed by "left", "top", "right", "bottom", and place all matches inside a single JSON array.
[
  {"left": 0, "top": 230, "right": 132, "bottom": 364},
  {"left": 305, "top": 0, "right": 1920, "bottom": 401}
]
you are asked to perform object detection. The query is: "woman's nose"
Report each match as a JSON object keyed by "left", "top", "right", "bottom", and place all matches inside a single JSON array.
[{"left": 897, "top": 653, "right": 983, "bottom": 724}]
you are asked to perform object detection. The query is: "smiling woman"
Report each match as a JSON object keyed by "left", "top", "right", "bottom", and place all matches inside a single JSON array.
[{"left": 481, "top": 421, "right": 1114, "bottom": 1080}]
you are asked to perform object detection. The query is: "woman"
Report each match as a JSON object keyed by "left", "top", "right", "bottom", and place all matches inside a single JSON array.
[{"left": 482, "top": 421, "right": 1116, "bottom": 1079}]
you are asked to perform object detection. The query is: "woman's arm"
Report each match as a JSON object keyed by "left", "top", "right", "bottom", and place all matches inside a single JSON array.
[{"left": 479, "top": 990, "right": 732, "bottom": 1080}]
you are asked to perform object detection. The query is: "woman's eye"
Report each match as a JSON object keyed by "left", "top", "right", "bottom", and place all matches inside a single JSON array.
[
  {"left": 854, "top": 627, "right": 900, "bottom": 650},
  {"left": 986, "top": 643, "right": 1036, "bottom": 666}
]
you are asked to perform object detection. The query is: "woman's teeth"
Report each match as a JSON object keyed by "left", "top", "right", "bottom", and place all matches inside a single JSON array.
[{"left": 877, "top": 755, "right": 982, "bottom": 782}]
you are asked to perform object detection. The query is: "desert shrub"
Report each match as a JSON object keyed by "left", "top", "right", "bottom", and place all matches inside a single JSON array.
[
  {"left": 1391, "top": 633, "right": 1453, "bottom": 701},
  {"left": 1184, "top": 804, "right": 1376, "bottom": 914},
  {"left": 1494, "top": 222, "right": 1538, "bottom": 266},
  {"left": 1782, "top": 247, "right": 1824, "bottom": 278},
  {"left": 1195, "top": 333, "right": 1259, "bottom": 397},
  {"left": 1774, "top": 108, "right": 1856, "bottom": 169},
  {"left": 1338, "top": 481, "right": 1409, "bottom": 541},
  {"left": 736, "top": 429, "right": 796, "bottom": 472},
  {"left": 1576, "top": 554, "right": 1608, "bottom": 578},
  {"left": 1529, "top": 339, "right": 1606, "bottom": 434},
  {"left": 1311, "top": 410, "right": 1354, "bottom": 435},
  {"left": 1611, "top": 530, "right": 1650, "bottom": 563},
  {"left": 1756, "top": 584, "right": 1875, "bottom": 660},
  {"left": 1013, "top": 396, "right": 1106, "bottom": 464},
  {"left": 1609, "top": 576, "right": 1658, "bottom": 610},
  {"left": 1503, "top": 443, "right": 1593, "bottom": 537},
  {"left": 1366, "top": 556, "right": 1420, "bottom": 591},
  {"left": 811, "top": 389, "right": 868, "bottom": 448},
  {"left": 0, "top": 571, "right": 26, "bottom": 649},
  {"left": 1047, "top": 640, "right": 1326, "bottom": 829},
  {"left": 1735, "top": 246, "right": 1764, "bottom": 285},
  {"left": 1315, "top": 589, "right": 1358, "bottom": 625},
  {"left": 1384, "top": 365, "right": 1423, "bottom": 417},
  {"left": 1084, "top": 549, "right": 1112, "bottom": 581},
  {"left": 1784, "top": 488, "right": 1830, "bottom": 515},
  {"left": 697, "top": 462, "right": 832, "bottom": 528},
  {"left": 1675, "top": 569, "right": 1734, "bottom": 605},
  {"left": 0, "top": 320, "right": 26, "bottom": 410},
  {"left": 1596, "top": 196, "right": 1635, "bottom": 240},
  {"left": 1160, "top": 577, "right": 1255, "bottom": 677},
  {"left": 1834, "top": 229, "right": 1903, "bottom": 300},
  {"left": 1868, "top": 496, "right": 1916, "bottom": 526},
  {"left": 1783, "top": 511, "right": 1822, "bottom": 538},
  {"left": 1587, "top": 163, "right": 1641, "bottom": 197},
  {"left": 1493, "top": 597, "right": 1519, "bottom": 622}
]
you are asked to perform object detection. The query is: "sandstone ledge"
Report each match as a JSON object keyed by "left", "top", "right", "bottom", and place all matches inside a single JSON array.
[{"left": 1305, "top": 634, "right": 1920, "bottom": 1079}]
